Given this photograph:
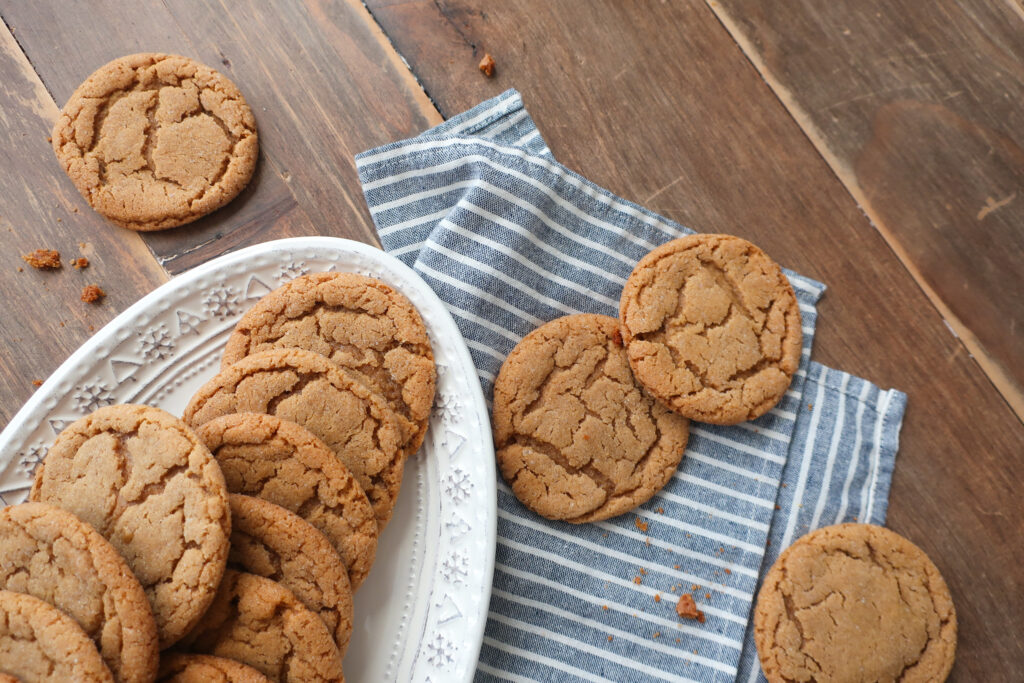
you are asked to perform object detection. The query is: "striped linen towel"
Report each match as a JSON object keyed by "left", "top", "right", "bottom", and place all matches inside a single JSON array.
[{"left": 356, "top": 89, "right": 907, "bottom": 683}]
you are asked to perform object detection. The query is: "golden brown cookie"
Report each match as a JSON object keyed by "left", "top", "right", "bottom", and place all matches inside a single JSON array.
[
  {"left": 754, "top": 523, "right": 957, "bottom": 683},
  {"left": 194, "top": 413, "right": 377, "bottom": 591},
  {"left": 157, "top": 653, "right": 270, "bottom": 682},
  {"left": 0, "top": 502, "right": 159, "bottom": 682},
  {"left": 619, "top": 234, "right": 802, "bottom": 425},
  {"left": 227, "top": 495, "right": 354, "bottom": 655},
  {"left": 493, "top": 314, "right": 690, "bottom": 523},
  {"left": 52, "top": 53, "right": 258, "bottom": 231},
  {"left": 0, "top": 590, "right": 113, "bottom": 682},
  {"left": 184, "top": 348, "right": 405, "bottom": 530},
  {"left": 179, "top": 570, "right": 344, "bottom": 683},
  {"left": 29, "top": 404, "right": 231, "bottom": 649},
  {"left": 221, "top": 273, "right": 436, "bottom": 456}
]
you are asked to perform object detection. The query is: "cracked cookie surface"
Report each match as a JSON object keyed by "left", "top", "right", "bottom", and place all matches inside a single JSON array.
[
  {"left": 52, "top": 53, "right": 258, "bottom": 231},
  {"left": 227, "top": 494, "right": 354, "bottom": 655},
  {"left": 178, "top": 570, "right": 343, "bottom": 683},
  {"left": 619, "top": 234, "right": 802, "bottom": 425},
  {"left": 754, "top": 523, "right": 956, "bottom": 683},
  {"left": 0, "top": 502, "right": 158, "bottom": 682},
  {"left": 184, "top": 348, "right": 405, "bottom": 530},
  {"left": 195, "top": 413, "right": 377, "bottom": 591},
  {"left": 493, "top": 314, "right": 689, "bottom": 523},
  {"left": 222, "top": 273, "right": 436, "bottom": 456},
  {"left": 158, "top": 653, "right": 270, "bottom": 682},
  {"left": 29, "top": 404, "right": 231, "bottom": 648},
  {"left": 0, "top": 590, "right": 113, "bottom": 682}
]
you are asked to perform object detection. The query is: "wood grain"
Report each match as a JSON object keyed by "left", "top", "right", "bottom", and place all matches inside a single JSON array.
[
  {"left": 0, "top": 22, "right": 168, "bottom": 427},
  {"left": 1, "top": 0, "right": 443, "bottom": 273},
  {"left": 365, "top": 1, "right": 1024, "bottom": 676},
  {"left": 706, "top": 0, "right": 1024, "bottom": 417}
]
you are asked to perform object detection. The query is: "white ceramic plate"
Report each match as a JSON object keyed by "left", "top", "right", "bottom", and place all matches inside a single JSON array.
[{"left": 0, "top": 237, "right": 496, "bottom": 682}]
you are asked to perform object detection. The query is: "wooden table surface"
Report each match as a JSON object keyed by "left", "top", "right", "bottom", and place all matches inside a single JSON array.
[{"left": 1, "top": 0, "right": 1020, "bottom": 677}]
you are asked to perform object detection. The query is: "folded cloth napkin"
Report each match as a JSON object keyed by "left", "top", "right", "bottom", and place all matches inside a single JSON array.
[{"left": 357, "top": 90, "right": 907, "bottom": 683}]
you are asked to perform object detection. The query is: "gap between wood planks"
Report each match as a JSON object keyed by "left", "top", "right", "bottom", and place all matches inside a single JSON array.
[{"left": 702, "top": 1, "right": 1024, "bottom": 422}]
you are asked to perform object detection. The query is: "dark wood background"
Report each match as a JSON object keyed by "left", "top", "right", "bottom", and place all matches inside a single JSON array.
[{"left": 1, "top": 0, "right": 1020, "bottom": 677}]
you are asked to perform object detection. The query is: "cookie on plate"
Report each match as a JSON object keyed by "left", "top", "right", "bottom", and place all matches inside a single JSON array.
[
  {"left": 754, "top": 523, "right": 956, "bottom": 683},
  {"left": 619, "top": 234, "right": 802, "bottom": 425},
  {"left": 0, "top": 502, "right": 159, "bottom": 682},
  {"left": 52, "top": 53, "right": 258, "bottom": 231},
  {"left": 194, "top": 413, "right": 377, "bottom": 590},
  {"left": 30, "top": 404, "right": 231, "bottom": 648},
  {"left": 228, "top": 494, "right": 354, "bottom": 654},
  {"left": 184, "top": 348, "right": 405, "bottom": 530},
  {"left": 179, "top": 570, "right": 344, "bottom": 683},
  {"left": 0, "top": 590, "right": 113, "bottom": 682},
  {"left": 157, "top": 653, "right": 270, "bottom": 682},
  {"left": 221, "top": 272, "right": 436, "bottom": 456},
  {"left": 493, "top": 313, "right": 689, "bottom": 523}
]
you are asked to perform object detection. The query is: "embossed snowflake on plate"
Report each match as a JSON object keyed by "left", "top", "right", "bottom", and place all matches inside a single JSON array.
[
  {"left": 426, "top": 633, "right": 457, "bottom": 668},
  {"left": 203, "top": 286, "right": 241, "bottom": 319},
  {"left": 138, "top": 324, "right": 174, "bottom": 361},
  {"left": 443, "top": 468, "right": 473, "bottom": 504},
  {"left": 16, "top": 443, "right": 46, "bottom": 476},
  {"left": 73, "top": 383, "right": 115, "bottom": 413},
  {"left": 276, "top": 261, "right": 309, "bottom": 283}
]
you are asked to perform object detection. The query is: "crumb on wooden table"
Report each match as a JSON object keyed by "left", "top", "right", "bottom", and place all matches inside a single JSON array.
[
  {"left": 479, "top": 53, "right": 496, "bottom": 77},
  {"left": 675, "top": 593, "right": 706, "bottom": 623},
  {"left": 31, "top": 379, "right": 42, "bottom": 387},
  {"left": 71, "top": 257, "right": 89, "bottom": 269},
  {"left": 81, "top": 284, "right": 105, "bottom": 303},
  {"left": 22, "top": 249, "right": 61, "bottom": 269}
]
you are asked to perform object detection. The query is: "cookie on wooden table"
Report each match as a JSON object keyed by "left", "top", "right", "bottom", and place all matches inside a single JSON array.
[
  {"left": 222, "top": 272, "right": 436, "bottom": 456},
  {"left": 29, "top": 404, "right": 231, "bottom": 648},
  {"left": 227, "top": 494, "right": 354, "bottom": 654},
  {"left": 194, "top": 413, "right": 377, "bottom": 591},
  {"left": 0, "top": 502, "right": 158, "bottom": 682},
  {"left": 619, "top": 234, "right": 802, "bottom": 425},
  {"left": 493, "top": 313, "right": 690, "bottom": 523},
  {"left": 754, "top": 523, "right": 956, "bottom": 683},
  {"left": 0, "top": 590, "right": 113, "bottom": 682},
  {"left": 184, "top": 348, "right": 405, "bottom": 530},
  {"left": 157, "top": 653, "right": 270, "bottom": 682},
  {"left": 52, "top": 53, "right": 258, "bottom": 231},
  {"left": 178, "top": 570, "right": 344, "bottom": 683}
]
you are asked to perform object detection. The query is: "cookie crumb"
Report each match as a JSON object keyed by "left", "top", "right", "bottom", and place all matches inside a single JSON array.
[
  {"left": 645, "top": 537, "right": 651, "bottom": 547},
  {"left": 635, "top": 517, "right": 648, "bottom": 532},
  {"left": 657, "top": 507, "right": 664, "bottom": 514},
  {"left": 705, "top": 593, "right": 711, "bottom": 600},
  {"left": 691, "top": 584, "right": 698, "bottom": 590},
  {"left": 22, "top": 249, "right": 61, "bottom": 269},
  {"left": 633, "top": 576, "right": 642, "bottom": 585},
  {"left": 676, "top": 594, "right": 705, "bottom": 623},
  {"left": 478, "top": 53, "right": 496, "bottom": 77},
  {"left": 71, "top": 257, "right": 89, "bottom": 269},
  {"left": 81, "top": 284, "right": 105, "bottom": 303},
  {"left": 602, "top": 605, "right": 609, "bottom": 611},
  {"left": 607, "top": 635, "right": 613, "bottom": 642},
  {"left": 16, "top": 267, "right": 23, "bottom": 272},
  {"left": 654, "top": 594, "right": 661, "bottom": 603},
  {"left": 724, "top": 568, "right": 731, "bottom": 575},
  {"left": 639, "top": 568, "right": 646, "bottom": 576},
  {"left": 675, "top": 637, "right": 681, "bottom": 644},
  {"left": 652, "top": 631, "right": 661, "bottom": 638},
  {"left": 31, "top": 379, "right": 43, "bottom": 387}
]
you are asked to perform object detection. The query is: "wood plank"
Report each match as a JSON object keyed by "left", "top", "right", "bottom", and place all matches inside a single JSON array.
[
  {"left": 0, "top": 23, "right": 168, "bottom": 427},
  {"left": 365, "top": 1, "right": 1023, "bottom": 676},
  {"left": 1, "top": 0, "right": 443, "bottom": 272},
  {"left": 706, "top": 0, "right": 1024, "bottom": 417}
]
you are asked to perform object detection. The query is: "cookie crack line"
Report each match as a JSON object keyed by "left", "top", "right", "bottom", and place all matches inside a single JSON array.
[{"left": 511, "top": 434, "right": 619, "bottom": 501}]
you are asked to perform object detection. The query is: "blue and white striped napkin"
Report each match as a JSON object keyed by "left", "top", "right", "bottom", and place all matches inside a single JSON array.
[{"left": 356, "top": 90, "right": 907, "bottom": 683}]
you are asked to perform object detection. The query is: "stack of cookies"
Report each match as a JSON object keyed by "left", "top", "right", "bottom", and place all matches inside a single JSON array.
[
  {"left": 493, "top": 233, "right": 803, "bottom": 523},
  {"left": 0, "top": 272, "right": 436, "bottom": 683}
]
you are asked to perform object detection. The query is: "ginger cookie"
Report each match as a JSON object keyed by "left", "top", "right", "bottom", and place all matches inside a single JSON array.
[
  {"left": 619, "top": 234, "right": 802, "bottom": 425},
  {"left": 184, "top": 348, "right": 405, "bottom": 530},
  {"left": 158, "top": 654, "right": 270, "bottom": 682},
  {"left": 29, "top": 404, "right": 231, "bottom": 648},
  {"left": 194, "top": 413, "right": 377, "bottom": 590},
  {"left": 179, "top": 570, "right": 344, "bottom": 683},
  {"left": 493, "top": 314, "right": 690, "bottom": 523},
  {"left": 0, "top": 590, "right": 113, "bottom": 682},
  {"left": 52, "top": 53, "right": 257, "bottom": 231},
  {"left": 221, "top": 272, "right": 436, "bottom": 456},
  {"left": 0, "top": 502, "right": 158, "bottom": 682},
  {"left": 754, "top": 523, "right": 957, "bottom": 683},
  {"left": 227, "top": 495, "right": 354, "bottom": 654}
]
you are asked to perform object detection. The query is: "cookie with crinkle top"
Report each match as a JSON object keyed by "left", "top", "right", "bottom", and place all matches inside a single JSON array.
[
  {"left": 493, "top": 313, "right": 689, "bottom": 523},
  {"left": 52, "top": 53, "right": 257, "bottom": 231},
  {"left": 222, "top": 272, "right": 436, "bottom": 456},
  {"left": 29, "top": 404, "right": 231, "bottom": 648},
  {"left": 754, "top": 523, "right": 956, "bottom": 683},
  {"left": 619, "top": 234, "right": 802, "bottom": 425},
  {"left": 194, "top": 413, "right": 377, "bottom": 590},
  {"left": 0, "top": 502, "right": 159, "bottom": 682},
  {"left": 183, "top": 348, "right": 405, "bottom": 530},
  {"left": 0, "top": 590, "right": 113, "bottom": 682},
  {"left": 158, "top": 654, "right": 270, "bottom": 682}
]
